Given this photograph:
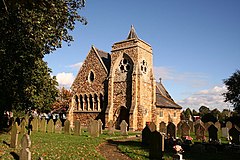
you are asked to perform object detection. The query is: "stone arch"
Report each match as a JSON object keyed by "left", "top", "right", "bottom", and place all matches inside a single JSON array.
[{"left": 114, "top": 106, "right": 129, "bottom": 130}]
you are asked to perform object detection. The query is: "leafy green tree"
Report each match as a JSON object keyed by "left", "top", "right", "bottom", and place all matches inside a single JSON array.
[
  {"left": 223, "top": 70, "right": 240, "bottom": 113},
  {"left": 0, "top": 0, "right": 86, "bottom": 128},
  {"left": 199, "top": 105, "right": 210, "bottom": 117}
]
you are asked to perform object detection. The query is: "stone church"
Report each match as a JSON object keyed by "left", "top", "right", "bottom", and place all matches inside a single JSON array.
[{"left": 69, "top": 26, "right": 182, "bottom": 131}]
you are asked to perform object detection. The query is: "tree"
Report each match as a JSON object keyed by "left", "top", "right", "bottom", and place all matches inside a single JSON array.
[
  {"left": 0, "top": 0, "right": 86, "bottom": 128},
  {"left": 199, "top": 105, "right": 210, "bottom": 117},
  {"left": 223, "top": 70, "right": 240, "bottom": 113}
]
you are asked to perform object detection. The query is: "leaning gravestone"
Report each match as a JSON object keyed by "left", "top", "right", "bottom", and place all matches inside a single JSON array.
[
  {"left": 229, "top": 126, "right": 240, "bottom": 145},
  {"left": 107, "top": 120, "right": 115, "bottom": 135},
  {"left": 188, "top": 121, "right": 194, "bottom": 133},
  {"left": 181, "top": 122, "right": 190, "bottom": 137},
  {"left": 159, "top": 121, "right": 167, "bottom": 133},
  {"left": 194, "top": 123, "right": 205, "bottom": 141},
  {"left": 98, "top": 119, "right": 103, "bottom": 134},
  {"left": 10, "top": 122, "right": 19, "bottom": 148},
  {"left": 142, "top": 124, "right": 151, "bottom": 146},
  {"left": 221, "top": 127, "right": 229, "bottom": 139},
  {"left": 149, "top": 130, "right": 164, "bottom": 159},
  {"left": 149, "top": 122, "right": 156, "bottom": 132},
  {"left": 64, "top": 120, "right": 71, "bottom": 134},
  {"left": 167, "top": 122, "right": 176, "bottom": 138},
  {"left": 120, "top": 120, "right": 128, "bottom": 136},
  {"left": 47, "top": 119, "right": 54, "bottom": 133},
  {"left": 89, "top": 120, "right": 99, "bottom": 137},
  {"left": 55, "top": 119, "right": 62, "bottom": 134},
  {"left": 20, "top": 134, "right": 31, "bottom": 160},
  {"left": 208, "top": 124, "right": 218, "bottom": 141},
  {"left": 226, "top": 121, "right": 232, "bottom": 130},
  {"left": 74, "top": 120, "right": 81, "bottom": 136},
  {"left": 20, "top": 119, "right": 27, "bottom": 134}
]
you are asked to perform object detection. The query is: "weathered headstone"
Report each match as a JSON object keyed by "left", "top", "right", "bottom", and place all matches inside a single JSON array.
[
  {"left": 159, "top": 121, "right": 167, "bottom": 133},
  {"left": 20, "top": 134, "right": 31, "bottom": 160},
  {"left": 47, "top": 119, "right": 54, "bottom": 133},
  {"left": 177, "top": 121, "right": 183, "bottom": 136},
  {"left": 208, "top": 124, "right": 218, "bottom": 141},
  {"left": 194, "top": 123, "right": 205, "bottom": 141},
  {"left": 39, "top": 119, "right": 46, "bottom": 133},
  {"left": 31, "top": 118, "right": 39, "bottom": 132},
  {"left": 89, "top": 120, "right": 99, "bottom": 137},
  {"left": 120, "top": 120, "right": 128, "bottom": 136},
  {"left": 204, "top": 121, "right": 214, "bottom": 130},
  {"left": 229, "top": 126, "right": 240, "bottom": 145},
  {"left": 74, "top": 120, "right": 81, "bottom": 136},
  {"left": 55, "top": 119, "right": 62, "bottom": 134},
  {"left": 226, "top": 121, "right": 232, "bottom": 130},
  {"left": 107, "top": 120, "right": 115, "bottom": 135},
  {"left": 64, "top": 120, "right": 71, "bottom": 134},
  {"left": 142, "top": 124, "right": 151, "bottom": 146},
  {"left": 10, "top": 122, "right": 19, "bottom": 148},
  {"left": 149, "top": 122, "right": 156, "bottom": 132},
  {"left": 221, "top": 127, "right": 229, "bottom": 139},
  {"left": 20, "top": 119, "right": 27, "bottom": 134},
  {"left": 149, "top": 131, "right": 164, "bottom": 159},
  {"left": 98, "top": 119, "right": 103, "bottom": 134},
  {"left": 181, "top": 122, "right": 190, "bottom": 137},
  {"left": 167, "top": 122, "right": 176, "bottom": 138}
]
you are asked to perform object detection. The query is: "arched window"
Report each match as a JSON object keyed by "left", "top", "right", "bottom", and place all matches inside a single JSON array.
[
  {"left": 74, "top": 95, "right": 79, "bottom": 110},
  {"left": 119, "top": 58, "right": 132, "bottom": 73},
  {"left": 94, "top": 94, "right": 98, "bottom": 110},
  {"left": 88, "top": 71, "right": 94, "bottom": 82},
  {"left": 89, "top": 94, "right": 93, "bottom": 110},
  {"left": 84, "top": 94, "right": 88, "bottom": 110},
  {"left": 100, "top": 93, "right": 104, "bottom": 110},
  {"left": 80, "top": 95, "right": 83, "bottom": 110}
]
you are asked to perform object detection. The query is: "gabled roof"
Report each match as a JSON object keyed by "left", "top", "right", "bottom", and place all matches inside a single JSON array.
[
  {"left": 127, "top": 25, "right": 139, "bottom": 39},
  {"left": 95, "top": 48, "right": 111, "bottom": 72},
  {"left": 156, "top": 81, "right": 182, "bottom": 109}
]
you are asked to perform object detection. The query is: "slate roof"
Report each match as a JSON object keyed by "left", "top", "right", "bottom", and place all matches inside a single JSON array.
[
  {"left": 95, "top": 48, "right": 111, "bottom": 73},
  {"left": 156, "top": 82, "right": 182, "bottom": 109}
]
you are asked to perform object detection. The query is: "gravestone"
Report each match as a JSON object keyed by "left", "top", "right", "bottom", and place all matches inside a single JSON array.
[
  {"left": 159, "top": 121, "right": 167, "bottom": 133},
  {"left": 221, "top": 127, "right": 229, "bottom": 139},
  {"left": 64, "top": 120, "right": 71, "bottom": 134},
  {"left": 74, "top": 120, "right": 81, "bottom": 136},
  {"left": 120, "top": 120, "right": 128, "bottom": 136},
  {"left": 173, "top": 153, "right": 183, "bottom": 160},
  {"left": 31, "top": 118, "right": 39, "bottom": 132},
  {"left": 98, "top": 119, "right": 103, "bottom": 134},
  {"left": 181, "top": 122, "right": 190, "bottom": 137},
  {"left": 149, "top": 122, "right": 156, "bottom": 132},
  {"left": 194, "top": 123, "right": 205, "bottom": 141},
  {"left": 107, "top": 120, "right": 115, "bottom": 135},
  {"left": 87, "top": 119, "right": 94, "bottom": 133},
  {"left": 149, "top": 131, "right": 164, "bottom": 159},
  {"left": 177, "top": 121, "right": 183, "bottom": 136},
  {"left": 47, "top": 119, "right": 54, "bottom": 133},
  {"left": 10, "top": 122, "right": 19, "bottom": 148},
  {"left": 208, "top": 124, "right": 218, "bottom": 141},
  {"left": 142, "top": 124, "right": 151, "bottom": 146},
  {"left": 20, "top": 134, "right": 31, "bottom": 160},
  {"left": 55, "top": 119, "right": 62, "bottom": 133},
  {"left": 226, "top": 121, "right": 232, "bottom": 129},
  {"left": 188, "top": 121, "right": 194, "bottom": 133},
  {"left": 229, "top": 126, "right": 240, "bottom": 145},
  {"left": 204, "top": 122, "right": 214, "bottom": 130},
  {"left": 167, "top": 122, "right": 176, "bottom": 138},
  {"left": 20, "top": 119, "right": 27, "bottom": 134},
  {"left": 40, "top": 119, "right": 46, "bottom": 133},
  {"left": 215, "top": 121, "right": 221, "bottom": 131},
  {"left": 89, "top": 120, "right": 99, "bottom": 137}
]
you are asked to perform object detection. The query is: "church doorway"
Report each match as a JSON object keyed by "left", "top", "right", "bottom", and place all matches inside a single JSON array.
[{"left": 115, "top": 106, "right": 129, "bottom": 130}]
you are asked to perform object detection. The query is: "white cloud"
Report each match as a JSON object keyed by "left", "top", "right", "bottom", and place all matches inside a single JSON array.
[
  {"left": 68, "top": 62, "right": 83, "bottom": 69},
  {"left": 153, "top": 66, "right": 208, "bottom": 88},
  {"left": 56, "top": 72, "right": 75, "bottom": 87},
  {"left": 177, "top": 85, "right": 230, "bottom": 111}
]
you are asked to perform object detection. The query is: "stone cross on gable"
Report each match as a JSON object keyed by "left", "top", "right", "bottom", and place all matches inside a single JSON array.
[
  {"left": 120, "top": 120, "right": 128, "bottom": 136},
  {"left": 20, "top": 134, "right": 31, "bottom": 160}
]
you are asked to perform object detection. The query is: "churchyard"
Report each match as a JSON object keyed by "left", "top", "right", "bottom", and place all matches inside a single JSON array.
[{"left": 1, "top": 117, "right": 240, "bottom": 160}]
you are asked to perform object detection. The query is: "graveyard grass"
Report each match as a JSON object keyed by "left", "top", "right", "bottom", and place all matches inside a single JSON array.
[{"left": 0, "top": 130, "right": 137, "bottom": 160}]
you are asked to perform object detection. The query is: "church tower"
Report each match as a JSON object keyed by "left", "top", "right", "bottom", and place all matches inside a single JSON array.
[{"left": 105, "top": 26, "right": 155, "bottom": 130}]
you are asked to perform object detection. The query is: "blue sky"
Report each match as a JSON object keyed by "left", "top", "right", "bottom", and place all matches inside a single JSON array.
[{"left": 44, "top": 0, "right": 240, "bottom": 111}]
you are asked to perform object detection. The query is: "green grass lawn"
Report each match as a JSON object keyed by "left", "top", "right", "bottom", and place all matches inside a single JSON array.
[{"left": 0, "top": 130, "right": 139, "bottom": 160}]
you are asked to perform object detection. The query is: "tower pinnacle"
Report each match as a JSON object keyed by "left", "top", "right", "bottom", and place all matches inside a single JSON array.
[{"left": 127, "top": 25, "right": 139, "bottom": 39}]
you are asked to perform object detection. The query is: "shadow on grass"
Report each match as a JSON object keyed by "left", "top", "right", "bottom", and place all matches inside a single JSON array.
[
  {"left": 2, "top": 140, "right": 10, "bottom": 147},
  {"left": 10, "top": 152, "right": 19, "bottom": 160}
]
